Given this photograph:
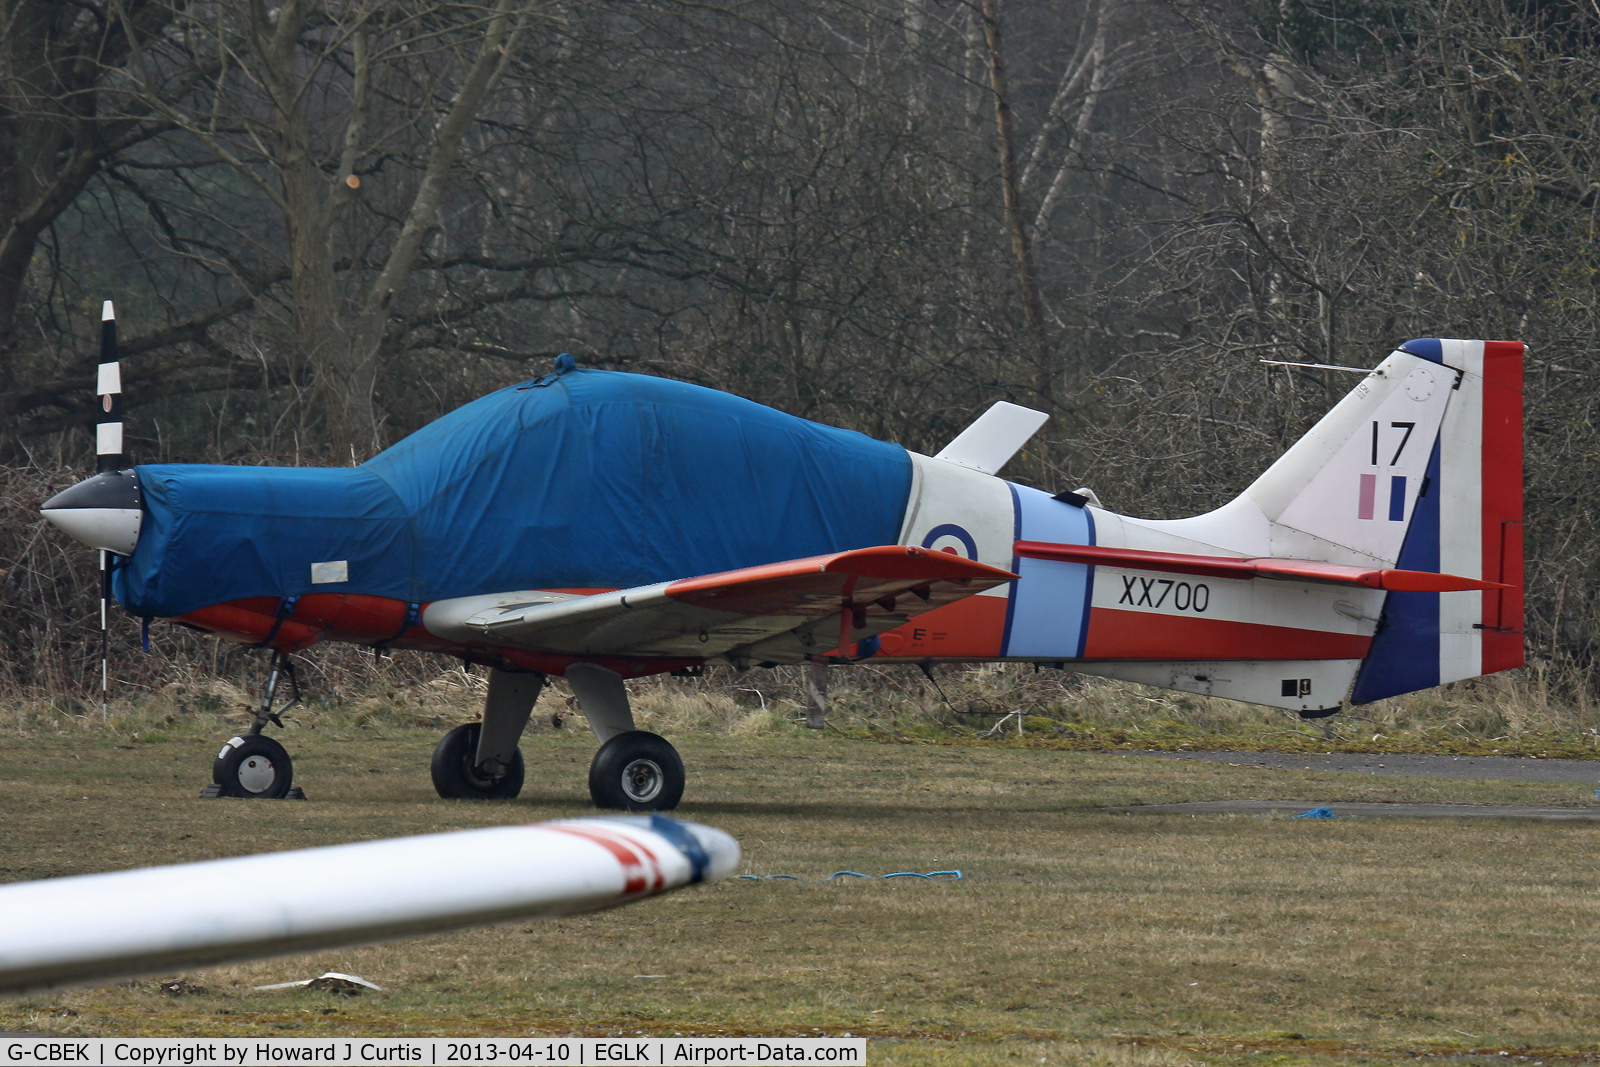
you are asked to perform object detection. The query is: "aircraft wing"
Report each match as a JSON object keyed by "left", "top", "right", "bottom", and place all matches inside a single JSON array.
[{"left": 423, "top": 546, "right": 1018, "bottom": 664}]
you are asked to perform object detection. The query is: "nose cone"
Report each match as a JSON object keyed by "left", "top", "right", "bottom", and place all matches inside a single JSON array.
[{"left": 41, "top": 469, "right": 142, "bottom": 556}]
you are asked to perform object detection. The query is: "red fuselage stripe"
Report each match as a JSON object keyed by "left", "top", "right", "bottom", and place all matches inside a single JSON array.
[{"left": 1082, "top": 608, "right": 1372, "bottom": 661}]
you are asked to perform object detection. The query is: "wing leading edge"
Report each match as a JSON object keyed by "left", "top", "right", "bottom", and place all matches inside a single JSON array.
[{"left": 423, "top": 546, "right": 1018, "bottom": 665}]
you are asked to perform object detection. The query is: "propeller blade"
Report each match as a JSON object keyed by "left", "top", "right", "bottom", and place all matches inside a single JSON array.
[
  {"left": 96, "top": 300, "right": 123, "bottom": 475},
  {"left": 97, "top": 300, "right": 118, "bottom": 720},
  {"left": 100, "top": 548, "right": 109, "bottom": 722}
]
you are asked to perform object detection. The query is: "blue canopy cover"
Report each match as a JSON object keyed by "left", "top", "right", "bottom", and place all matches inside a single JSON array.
[{"left": 114, "top": 369, "right": 914, "bottom": 618}]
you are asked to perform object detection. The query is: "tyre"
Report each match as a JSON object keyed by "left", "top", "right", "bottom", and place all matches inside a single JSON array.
[
  {"left": 213, "top": 735, "right": 294, "bottom": 799},
  {"left": 430, "top": 721, "right": 525, "bottom": 799},
  {"left": 588, "top": 731, "right": 684, "bottom": 811}
]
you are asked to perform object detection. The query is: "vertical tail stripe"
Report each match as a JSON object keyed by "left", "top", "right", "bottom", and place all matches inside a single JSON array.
[
  {"left": 1358, "top": 474, "right": 1376, "bottom": 519},
  {"left": 1388, "top": 476, "right": 1406, "bottom": 521},
  {"left": 1350, "top": 439, "right": 1442, "bottom": 703},
  {"left": 1480, "top": 341, "right": 1525, "bottom": 673},
  {"left": 1436, "top": 340, "right": 1482, "bottom": 685}
]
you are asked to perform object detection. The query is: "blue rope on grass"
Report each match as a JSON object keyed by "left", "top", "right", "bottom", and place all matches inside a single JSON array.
[
  {"left": 1295, "top": 806, "right": 1335, "bottom": 819},
  {"left": 739, "top": 870, "right": 962, "bottom": 881}
]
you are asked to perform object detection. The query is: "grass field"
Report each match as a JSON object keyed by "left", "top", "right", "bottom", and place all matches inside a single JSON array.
[{"left": 3, "top": 704, "right": 1600, "bottom": 1065}]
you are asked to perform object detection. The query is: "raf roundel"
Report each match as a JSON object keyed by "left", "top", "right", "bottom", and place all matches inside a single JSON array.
[{"left": 920, "top": 523, "right": 978, "bottom": 559}]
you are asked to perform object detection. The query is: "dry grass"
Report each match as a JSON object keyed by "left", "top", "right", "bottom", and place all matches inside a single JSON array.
[
  {"left": 632, "top": 659, "right": 1600, "bottom": 758},
  {"left": 3, "top": 708, "right": 1600, "bottom": 1064},
  {"left": 12, "top": 653, "right": 1600, "bottom": 763}
]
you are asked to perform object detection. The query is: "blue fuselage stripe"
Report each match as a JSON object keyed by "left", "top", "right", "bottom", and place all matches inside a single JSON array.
[
  {"left": 1001, "top": 484, "right": 1095, "bottom": 659},
  {"left": 999, "top": 483, "right": 1023, "bottom": 654}
]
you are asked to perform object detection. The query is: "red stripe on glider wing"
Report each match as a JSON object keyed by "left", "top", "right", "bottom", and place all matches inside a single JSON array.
[
  {"left": 1082, "top": 608, "right": 1372, "bottom": 660},
  {"left": 1014, "top": 542, "right": 1505, "bottom": 592},
  {"left": 664, "top": 545, "right": 1017, "bottom": 617},
  {"left": 544, "top": 826, "right": 659, "bottom": 895},
  {"left": 1481, "top": 340, "right": 1525, "bottom": 673}
]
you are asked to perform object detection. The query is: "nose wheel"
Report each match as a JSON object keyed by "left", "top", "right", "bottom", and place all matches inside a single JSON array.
[
  {"left": 202, "top": 649, "right": 303, "bottom": 799},
  {"left": 213, "top": 735, "right": 295, "bottom": 798}
]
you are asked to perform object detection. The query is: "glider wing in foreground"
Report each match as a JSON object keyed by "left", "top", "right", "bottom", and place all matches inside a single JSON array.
[{"left": 0, "top": 815, "right": 738, "bottom": 997}]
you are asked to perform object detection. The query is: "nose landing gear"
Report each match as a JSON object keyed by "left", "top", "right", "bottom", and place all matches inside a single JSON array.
[{"left": 202, "top": 650, "right": 304, "bottom": 799}]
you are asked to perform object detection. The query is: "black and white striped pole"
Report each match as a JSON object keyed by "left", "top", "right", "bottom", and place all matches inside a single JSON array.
[
  {"left": 97, "top": 301, "right": 120, "bottom": 719},
  {"left": 39, "top": 301, "right": 143, "bottom": 719}
]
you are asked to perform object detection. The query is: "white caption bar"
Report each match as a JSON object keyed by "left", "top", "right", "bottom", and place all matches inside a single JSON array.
[{"left": 0, "top": 1038, "right": 866, "bottom": 1065}]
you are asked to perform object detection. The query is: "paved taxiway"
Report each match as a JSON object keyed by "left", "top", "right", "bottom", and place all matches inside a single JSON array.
[
  {"left": 1106, "top": 750, "right": 1600, "bottom": 819},
  {"left": 1119, "top": 749, "right": 1600, "bottom": 782}
]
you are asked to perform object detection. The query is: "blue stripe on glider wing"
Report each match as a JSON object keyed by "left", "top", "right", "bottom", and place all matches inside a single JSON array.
[
  {"left": 1351, "top": 438, "right": 1442, "bottom": 703},
  {"left": 1001, "top": 483, "right": 1094, "bottom": 659}
]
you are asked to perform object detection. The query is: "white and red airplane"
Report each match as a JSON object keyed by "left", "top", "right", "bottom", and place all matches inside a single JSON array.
[{"left": 42, "top": 306, "right": 1523, "bottom": 809}]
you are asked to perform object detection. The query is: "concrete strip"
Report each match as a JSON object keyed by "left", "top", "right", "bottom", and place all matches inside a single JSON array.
[
  {"left": 1104, "top": 799, "right": 1600, "bottom": 820},
  {"left": 1111, "top": 749, "right": 1600, "bottom": 783}
]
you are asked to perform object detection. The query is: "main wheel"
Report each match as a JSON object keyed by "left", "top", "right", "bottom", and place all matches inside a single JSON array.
[
  {"left": 588, "top": 731, "right": 684, "bottom": 811},
  {"left": 213, "top": 735, "right": 294, "bottom": 799},
  {"left": 431, "top": 722, "right": 525, "bottom": 799}
]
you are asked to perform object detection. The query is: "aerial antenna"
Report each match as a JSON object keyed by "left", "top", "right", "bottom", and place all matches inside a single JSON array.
[{"left": 1258, "top": 359, "right": 1373, "bottom": 374}]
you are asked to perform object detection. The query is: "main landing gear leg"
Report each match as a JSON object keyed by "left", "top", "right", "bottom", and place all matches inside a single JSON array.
[
  {"left": 203, "top": 649, "right": 302, "bottom": 800},
  {"left": 567, "top": 662, "right": 684, "bottom": 811},
  {"left": 431, "top": 669, "right": 543, "bottom": 800}
]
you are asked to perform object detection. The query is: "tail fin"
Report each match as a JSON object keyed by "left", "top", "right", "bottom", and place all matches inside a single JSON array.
[
  {"left": 1347, "top": 340, "right": 1524, "bottom": 701},
  {"left": 1242, "top": 339, "right": 1525, "bottom": 699},
  {"left": 1100, "top": 338, "right": 1524, "bottom": 708}
]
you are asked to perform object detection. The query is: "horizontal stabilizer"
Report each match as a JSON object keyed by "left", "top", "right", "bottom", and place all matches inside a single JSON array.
[
  {"left": 1013, "top": 540, "right": 1506, "bottom": 593},
  {"left": 935, "top": 401, "right": 1049, "bottom": 474}
]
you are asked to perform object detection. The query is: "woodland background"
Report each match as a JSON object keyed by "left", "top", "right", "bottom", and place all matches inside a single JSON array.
[{"left": 3, "top": 0, "right": 1598, "bottom": 709}]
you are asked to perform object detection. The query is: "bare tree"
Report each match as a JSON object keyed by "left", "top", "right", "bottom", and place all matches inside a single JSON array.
[
  {"left": 980, "top": 0, "right": 1052, "bottom": 410},
  {"left": 0, "top": 0, "right": 183, "bottom": 444},
  {"left": 124, "top": 0, "right": 536, "bottom": 449}
]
